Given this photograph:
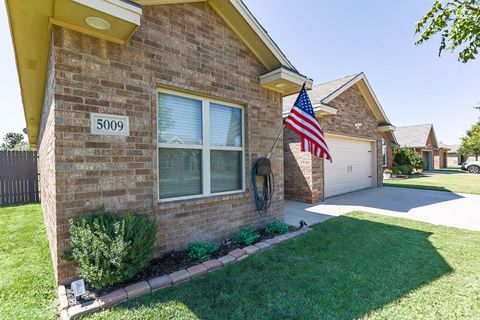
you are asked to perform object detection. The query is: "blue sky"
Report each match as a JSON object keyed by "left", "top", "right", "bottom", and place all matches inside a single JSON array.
[
  {"left": 1, "top": 1, "right": 479, "bottom": 145},
  {"left": 243, "top": 0, "right": 480, "bottom": 145}
]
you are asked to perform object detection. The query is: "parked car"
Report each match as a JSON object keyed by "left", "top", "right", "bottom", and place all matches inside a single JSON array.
[{"left": 461, "top": 161, "right": 480, "bottom": 173}]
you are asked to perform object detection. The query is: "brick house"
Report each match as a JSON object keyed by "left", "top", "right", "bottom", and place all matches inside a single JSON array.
[
  {"left": 442, "top": 144, "right": 477, "bottom": 166},
  {"left": 6, "top": 0, "right": 312, "bottom": 284},
  {"left": 394, "top": 124, "right": 448, "bottom": 170},
  {"left": 283, "top": 73, "right": 396, "bottom": 203}
]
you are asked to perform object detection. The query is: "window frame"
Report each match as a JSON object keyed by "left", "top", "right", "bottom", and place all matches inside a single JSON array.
[
  {"left": 382, "top": 138, "right": 387, "bottom": 167},
  {"left": 157, "top": 88, "right": 245, "bottom": 203}
]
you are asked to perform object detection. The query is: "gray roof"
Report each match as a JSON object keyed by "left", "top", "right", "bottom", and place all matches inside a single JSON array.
[
  {"left": 283, "top": 73, "right": 360, "bottom": 114},
  {"left": 440, "top": 144, "right": 459, "bottom": 153},
  {"left": 394, "top": 124, "right": 435, "bottom": 148}
]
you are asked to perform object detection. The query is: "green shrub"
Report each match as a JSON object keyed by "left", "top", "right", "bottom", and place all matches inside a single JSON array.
[
  {"left": 234, "top": 226, "right": 260, "bottom": 245},
  {"left": 383, "top": 169, "right": 392, "bottom": 174},
  {"left": 401, "top": 164, "right": 413, "bottom": 174},
  {"left": 392, "top": 165, "right": 413, "bottom": 175},
  {"left": 265, "top": 220, "right": 289, "bottom": 235},
  {"left": 68, "top": 212, "right": 156, "bottom": 289},
  {"left": 391, "top": 167, "right": 402, "bottom": 174},
  {"left": 187, "top": 242, "right": 220, "bottom": 262},
  {"left": 393, "top": 147, "right": 424, "bottom": 169}
]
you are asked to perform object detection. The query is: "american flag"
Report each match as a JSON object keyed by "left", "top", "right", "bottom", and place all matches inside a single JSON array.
[{"left": 285, "top": 84, "right": 332, "bottom": 161}]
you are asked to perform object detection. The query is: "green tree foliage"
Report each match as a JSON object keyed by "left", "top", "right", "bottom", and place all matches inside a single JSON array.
[
  {"left": 393, "top": 147, "right": 424, "bottom": 169},
  {"left": 0, "top": 132, "right": 27, "bottom": 151},
  {"left": 415, "top": 0, "right": 480, "bottom": 62},
  {"left": 460, "top": 121, "right": 480, "bottom": 160}
]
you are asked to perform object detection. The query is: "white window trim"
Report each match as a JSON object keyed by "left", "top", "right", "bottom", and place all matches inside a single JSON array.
[{"left": 157, "top": 88, "right": 246, "bottom": 203}]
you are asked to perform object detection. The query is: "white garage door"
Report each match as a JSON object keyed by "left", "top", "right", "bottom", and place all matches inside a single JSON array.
[{"left": 324, "top": 136, "right": 374, "bottom": 198}]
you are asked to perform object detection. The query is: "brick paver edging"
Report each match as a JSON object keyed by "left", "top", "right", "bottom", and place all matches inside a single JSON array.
[{"left": 59, "top": 227, "right": 312, "bottom": 319}]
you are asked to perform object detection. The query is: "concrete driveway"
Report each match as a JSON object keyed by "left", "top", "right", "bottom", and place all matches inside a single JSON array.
[{"left": 285, "top": 187, "right": 480, "bottom": 231}]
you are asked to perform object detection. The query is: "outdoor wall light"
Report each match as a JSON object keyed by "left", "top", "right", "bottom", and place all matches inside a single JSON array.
[
  {"left": 85, "top": 16, "right": 111, "bottom": 30},
  {"left": 355, "top": 123, "right": 363, "bottom": 129}
]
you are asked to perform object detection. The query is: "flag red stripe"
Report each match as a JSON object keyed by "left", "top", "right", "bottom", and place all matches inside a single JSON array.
[
  {"left": 285, "top": 116, "right": 329, "bottom": 152},
  {"left": 288, "top": 109, "right": 329, "bottom": 149}
]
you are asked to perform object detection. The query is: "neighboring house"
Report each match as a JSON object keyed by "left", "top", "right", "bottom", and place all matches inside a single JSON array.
[
  {"left": 283, "top": 73, "right": 396, "bottom": 203},
  {"left": 394, "top": 124, "right": 447, "bottom": 170},
  {"left": 6, "top": 0, "right": 311, "bottom": 284},
  {"left": 442, "top": 144, "right": 477, "bottom": 166}
]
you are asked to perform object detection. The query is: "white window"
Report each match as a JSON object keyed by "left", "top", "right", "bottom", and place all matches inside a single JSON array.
[
  {"left": 382, "top": 139, "right": 387, "bottom": 166},
  {"left": 157, "top": 89, "right": 245, "bottom": 201}
]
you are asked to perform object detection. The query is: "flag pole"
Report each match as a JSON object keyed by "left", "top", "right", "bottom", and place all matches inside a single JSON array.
[{"left": 266, "top": 78, "right": 309, "bottom": 159}]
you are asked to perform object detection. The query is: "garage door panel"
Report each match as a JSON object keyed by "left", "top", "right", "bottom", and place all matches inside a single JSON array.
[{"left": 324, "top": 136, "right": 374, "bottom": 197}]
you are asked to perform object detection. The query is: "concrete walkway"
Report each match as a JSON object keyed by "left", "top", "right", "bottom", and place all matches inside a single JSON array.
[{"left": 285, "top": 187, "right": 480, "bottom": 231}]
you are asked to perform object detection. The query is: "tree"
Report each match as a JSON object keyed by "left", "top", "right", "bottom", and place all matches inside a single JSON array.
[
  {"left": 415, "top": 0, "right": 480, "bottom": 63},
  {"left": 0, "top": 133, "right": 26, "bottom": 151},
  {"left": 393, "top": 147, "right": 424, "bottom": 169},
  {"left": 460, "top": 121, "right": 480, "bottom": 160}
]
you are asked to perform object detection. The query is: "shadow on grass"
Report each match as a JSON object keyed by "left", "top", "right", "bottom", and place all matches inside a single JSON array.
[{"left": 104, "top": 214, "right": 453, "bottom": 320}]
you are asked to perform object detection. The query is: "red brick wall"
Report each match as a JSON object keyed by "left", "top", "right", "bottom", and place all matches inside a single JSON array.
[
  {"left": 284, "top": 84, "right": 383, "bottom": 203},
  {"left": 38, "top": 40, "right": 59, "bottom": 278},
  {"left": 41, "top": 3, "right": 284, "bottom": 284}
]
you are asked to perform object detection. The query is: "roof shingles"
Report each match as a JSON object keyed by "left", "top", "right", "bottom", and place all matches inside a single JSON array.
[
  {"left": 283, "top": 73, "right": 359, "bottom": 114},
  {"left": 394, "top": 124, "right": 435, "bottom": 148}
]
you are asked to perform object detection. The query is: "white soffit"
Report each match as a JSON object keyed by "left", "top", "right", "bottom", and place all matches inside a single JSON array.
[{"left": 74, "top": 0, "right": 142, "bottom": 25}]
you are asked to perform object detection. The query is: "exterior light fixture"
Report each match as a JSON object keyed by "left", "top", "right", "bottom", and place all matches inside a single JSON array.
[
  {"left": 275, "top": 83, "right": 288, "bottom": 88},
  {"left": 85, "top": 16, "right": 111, "bottom": 30},
  {"left": 355, "top": 123, "right": 363, "bottom": 129}
]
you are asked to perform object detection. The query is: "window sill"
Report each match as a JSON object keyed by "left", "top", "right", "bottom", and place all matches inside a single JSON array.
[{"left": 157, "top": 190, "right": 248, "bottom": 206}]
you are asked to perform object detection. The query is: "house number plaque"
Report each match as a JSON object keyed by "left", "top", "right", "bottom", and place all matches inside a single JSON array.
[{"left": 90, "top": 113, "right": 129, "bottom": 136}]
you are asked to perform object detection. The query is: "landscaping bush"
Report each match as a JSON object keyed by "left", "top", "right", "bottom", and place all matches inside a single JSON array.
[
  {"left": 68, "top": 212, "right": 156, "bottom": 288},
  {"left": 393, "top": 147, "right": 424, "bottom": 169},
  {"left": 265, "top": 220, "right": 289, "bottom": 235},
  {"left": 234, "top": 226, "right": 260, "bottom": 245},
  {"left": 187, "top": 242, "right": 220, "bottom": 262},
  {"left": 392, "top": 165, "right": 413, "bottom": 175}
]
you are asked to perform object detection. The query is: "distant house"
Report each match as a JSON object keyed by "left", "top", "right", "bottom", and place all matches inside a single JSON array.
[
  {"left": 283, "top": 73, "right": 396, "bottom": 202},
  {"left": 394, "top": 124, "right": 448, "bottom": 170},
  {"left": 442, "top": 144, "right": 477, "bottom": 166}
]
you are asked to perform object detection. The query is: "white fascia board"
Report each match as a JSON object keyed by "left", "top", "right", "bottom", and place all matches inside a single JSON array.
[
  {"left": 229, "top": 0, "right": 295, "bottom": 70},
  {"left": 321, "top": 73, "right": 363, "bottom": 104},
  {"left": 322, "top": 73, "right": 391, "bottom": 124},
  {"left": 358, "top": 73, "right": 391, "bottom": 124},
  {"left": 314, "top": 103, "right": 337, "bottom": 115},
  {"left": 260, "top": 67, "right": 313, "bottom": 88},
  {"left": 74, "top": 0, "right": 142, "bottom": 25}
]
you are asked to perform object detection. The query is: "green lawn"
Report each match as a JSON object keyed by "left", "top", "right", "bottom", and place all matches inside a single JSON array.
[
  {"left": 384, "top": 172, "right": 480, "bottom": 194},
  {"left": 84, "top": 212, "right": 480, "bottom": 320},
  {"left": 0, "top": 204, "right": 56, "bottom": 320}
]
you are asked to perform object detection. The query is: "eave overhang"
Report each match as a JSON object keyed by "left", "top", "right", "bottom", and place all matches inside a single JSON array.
[
  {"left": 6, "top": 0, "right": 142, "bottom": 146},
  {"left": 378, "top": 124, "right": 396, "bottom": 132},
  {"left": 260, "top": 67, "right": 313, "bottom": 97},
  {"left": 314, "top": 104, "right": 337, "bottom": 117}
]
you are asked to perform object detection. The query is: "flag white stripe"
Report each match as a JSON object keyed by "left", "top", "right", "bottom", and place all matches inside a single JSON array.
[{"left": 285, "top": 117, "right": 330, "bottom": 152}]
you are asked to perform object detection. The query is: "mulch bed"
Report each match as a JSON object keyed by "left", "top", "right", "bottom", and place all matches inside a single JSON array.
[{"left": 66, "top": 225, "right": 299, "bottom": 307}]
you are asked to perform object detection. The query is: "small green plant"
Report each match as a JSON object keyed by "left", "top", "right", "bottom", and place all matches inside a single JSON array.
[
  {"left": 187, "top": 242, "right": 220, "bottom": 262},
  {"left": 68, "top": 212, "right": 157, "bottom": 289},
  {"left": 234, "top": 226, "right": 260, "bottom": 245},
  {"left": 383, "top": 169, "right": 392, "bottom": 174},
  {"left": 392, "top": 165, "right": 413, "bottom": 175},
  {"left": 265, "top": 220, "right": 289, "bottom": 235}
]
